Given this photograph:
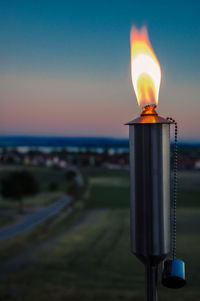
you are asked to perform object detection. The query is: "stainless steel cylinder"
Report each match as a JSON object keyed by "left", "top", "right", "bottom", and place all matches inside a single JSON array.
[{"left": 129, "top": 123, "right": 171, "bottom": 265}]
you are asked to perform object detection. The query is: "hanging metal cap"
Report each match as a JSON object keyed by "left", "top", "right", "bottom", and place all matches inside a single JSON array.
[{"left": 162, "top": 258, "right": 186, "bottom": 288}]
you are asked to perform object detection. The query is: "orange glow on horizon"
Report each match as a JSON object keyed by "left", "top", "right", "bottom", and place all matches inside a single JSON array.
[{"left": 130, "top": 26, "right": 161, "bottom": 106}]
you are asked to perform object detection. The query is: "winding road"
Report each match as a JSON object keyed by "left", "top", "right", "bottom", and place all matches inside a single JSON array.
[{"left": 0, "top": 195, "right": 71, "bottom": 242}]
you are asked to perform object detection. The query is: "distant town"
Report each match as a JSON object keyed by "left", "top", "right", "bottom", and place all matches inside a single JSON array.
[{"left": 0, "top": 136, "right": 200, "bottom": 170}]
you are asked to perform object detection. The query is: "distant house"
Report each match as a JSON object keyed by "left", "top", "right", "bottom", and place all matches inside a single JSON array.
[{"left": 195, "top": 160, "right": 200, "bottom": 170}]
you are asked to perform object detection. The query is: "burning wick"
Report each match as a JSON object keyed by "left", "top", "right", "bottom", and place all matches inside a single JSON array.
[
  {"left": 130, "top": 26, "right": 161, "bottom": 108},
  {"left": 141, "top": 104, "right": 158, "bottom": 116}
]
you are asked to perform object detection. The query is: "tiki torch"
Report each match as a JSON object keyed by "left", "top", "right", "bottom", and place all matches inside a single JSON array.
[{"left": 127, "top": 26, "right": 186, "bottom": 301}]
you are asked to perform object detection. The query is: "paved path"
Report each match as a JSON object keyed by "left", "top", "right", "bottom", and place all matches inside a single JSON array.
[{"left": 0, "top": 195, "right": 71, "bottom": 242}]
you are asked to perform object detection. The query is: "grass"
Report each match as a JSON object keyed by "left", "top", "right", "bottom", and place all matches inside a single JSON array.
[
  {"left": 81, "top": 167, "right": 129, "bottom": 180},
  {"left": 0, "top": 166, "right": 67, "bottom": 192},
  {"left": 84, "top": 168, "right": 200, "bottom": 209},
  {"left": 178, "top": 190, "right": 200, "bottom": 207},
  {"left": 0, "top": 191, "right": 65, "bottom": 210},
  {"left": 0, "top": 214, "right": 16, "bottom": 228},
  {"left": 86, "top": 185, "right": 129, "bottom": 208},
  {"left": 0, "top": 201, "right": 83, "bottom": 263},
  {"left": 0, "top": 166, "right": 68, "bottom": 210},
  {"left": 177, "top": 170, "right": 200, "bottom": 190},
  {"left": 0, "top": 167, "right": 199, "bottom": 300},
  {"left": 3, "top": 208, "right": 200, "bottom": 301}
]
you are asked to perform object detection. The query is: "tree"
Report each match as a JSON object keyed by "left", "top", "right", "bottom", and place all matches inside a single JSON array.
[
  {"left": 68, "top": 180, "right": 80, "bottom": 201},
  {"left": 65, "top": 170, "right": 76, "bottom": 182},
  {"left": 66, "top": 169, "right": 84, "bottom": 201},
  {"left": 48, "top": 181, "right": 58, "bottom": 191},
  {"left": 1, "top": 170, "right": 39, "bottom": 213}
]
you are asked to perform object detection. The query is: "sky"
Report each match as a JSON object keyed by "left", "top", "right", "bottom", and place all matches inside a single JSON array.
[{"left": 0, "top": 0, "right": 199, "bottom": 141}]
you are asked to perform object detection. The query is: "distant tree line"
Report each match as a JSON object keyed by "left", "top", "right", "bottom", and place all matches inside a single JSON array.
[{"left": 0, "top": 168, "right": 83, "bottom": 213}]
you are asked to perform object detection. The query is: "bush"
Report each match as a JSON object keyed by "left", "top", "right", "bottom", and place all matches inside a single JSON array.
[
  {"left": 66, "top": 170, "right": 76, "bottom": 182},
  {"left": 68, "top": 180, "right": 79, "bottom": 198},
  {"left": 1, "top": 170, "right": 39, "bottom": 212},
  {"left": 49, "top": 181, "right": 58, "bottom": 191}
]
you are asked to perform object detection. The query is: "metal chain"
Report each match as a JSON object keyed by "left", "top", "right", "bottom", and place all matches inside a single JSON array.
[{"left": 166, "top": 117, "right": 178, "bottom": 259}]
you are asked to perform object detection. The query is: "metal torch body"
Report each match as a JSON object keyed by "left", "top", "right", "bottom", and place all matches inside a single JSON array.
[{"left": 129, "top": 123, "right": 171, "bottom": 265}]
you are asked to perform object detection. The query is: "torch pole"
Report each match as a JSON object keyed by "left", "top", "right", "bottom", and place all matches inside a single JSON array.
[{"left": 145, "top": 264, "right": 158, "bottom": 301}]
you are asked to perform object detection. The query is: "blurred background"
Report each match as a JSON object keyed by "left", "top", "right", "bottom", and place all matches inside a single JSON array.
[{"left": 0, "top": 0, "right": 199, "bottom": 300}]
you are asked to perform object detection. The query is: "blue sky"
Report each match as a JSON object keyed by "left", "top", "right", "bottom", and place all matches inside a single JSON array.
[{"left": 0, "top": 0, "right": 199, "bottom": 140}]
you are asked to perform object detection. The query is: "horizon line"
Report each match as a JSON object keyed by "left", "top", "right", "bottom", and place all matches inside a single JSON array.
[{"left": 0, "top": 135, "right": 200, "bottom": 145}]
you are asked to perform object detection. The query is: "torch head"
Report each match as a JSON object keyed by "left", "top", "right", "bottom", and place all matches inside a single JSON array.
[{"left": 125, "top": 105, "right": 173, "bottom": 125}]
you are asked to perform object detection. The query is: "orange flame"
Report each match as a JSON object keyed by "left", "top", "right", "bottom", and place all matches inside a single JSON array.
[{"left": 130, "top": 26, "right": 161, "bottom": 107}]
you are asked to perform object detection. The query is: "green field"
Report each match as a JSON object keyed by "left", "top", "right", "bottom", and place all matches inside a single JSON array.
[
  {"left": 84, "top": 168, "right": 200, "bottom": 209},
  {"left": 0, "top": 168, "right": 200, "bottom": 300},
  {"left": 7, "top": 209, "right": 200, "bottom": 301},
  {"left": 0, "top": 214, "right": 16, "bottom": 228}
]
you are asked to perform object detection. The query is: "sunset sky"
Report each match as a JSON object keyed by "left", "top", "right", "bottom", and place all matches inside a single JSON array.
[{"left": 0, "top": 0, "right": 199, "bottom": 141}]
